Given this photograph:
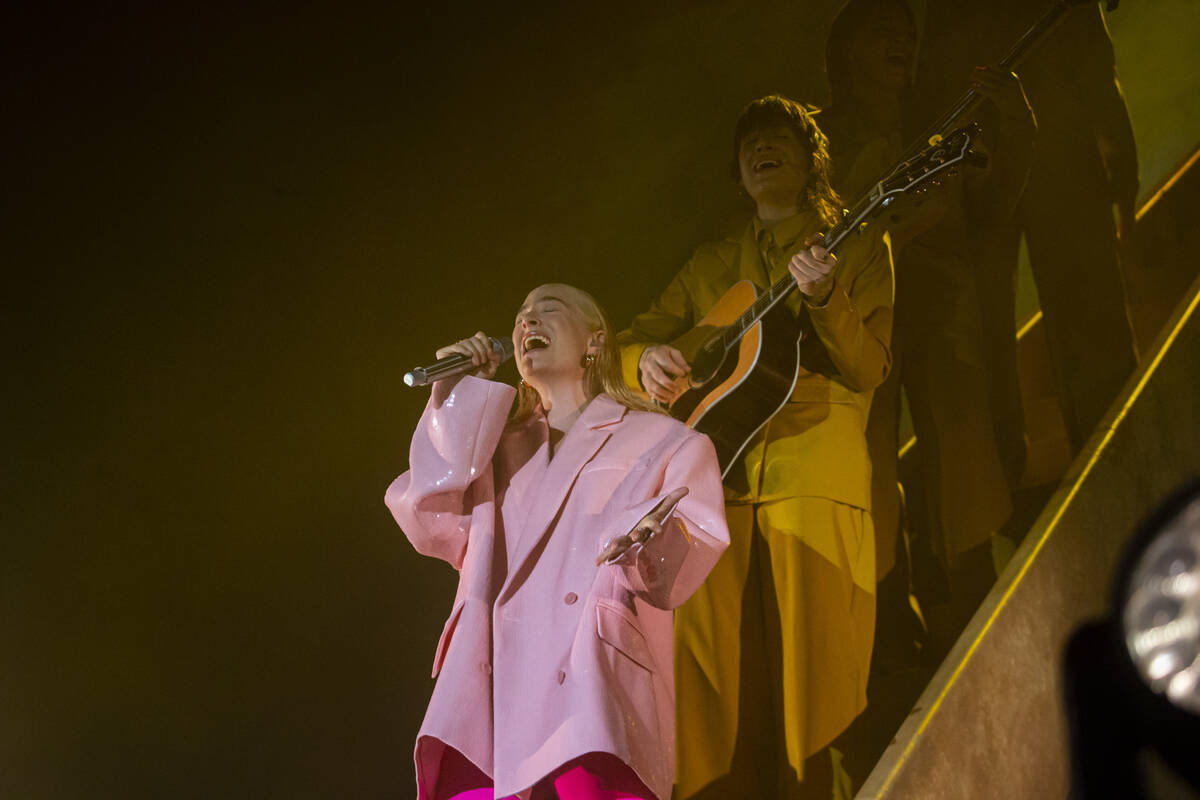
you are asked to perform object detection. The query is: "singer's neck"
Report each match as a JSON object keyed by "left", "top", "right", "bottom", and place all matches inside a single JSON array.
[{"left": 540, "top": 382, "right": 595, "bottom": 455}]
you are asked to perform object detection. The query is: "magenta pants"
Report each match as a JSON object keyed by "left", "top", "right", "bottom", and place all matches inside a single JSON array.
[{"left": 440, "top": 749, "right": 655, "bottom": 800}]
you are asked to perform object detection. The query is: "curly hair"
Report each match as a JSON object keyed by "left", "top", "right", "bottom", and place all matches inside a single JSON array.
[{"left": 734, "top": 94, "right": 843, "bottom": 228}]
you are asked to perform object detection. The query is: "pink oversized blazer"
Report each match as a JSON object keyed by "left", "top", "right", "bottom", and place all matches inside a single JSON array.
[{"left": 385, "top": 375, "right": 729, "bottom": 800}]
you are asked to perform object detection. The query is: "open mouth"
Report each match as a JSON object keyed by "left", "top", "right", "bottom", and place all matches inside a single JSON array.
[
  {"left": 754, "top": 159, "right": 781, "bottom": 174},
  {"left": 522, "top": 332, "right": 551, "bottom": 352}
]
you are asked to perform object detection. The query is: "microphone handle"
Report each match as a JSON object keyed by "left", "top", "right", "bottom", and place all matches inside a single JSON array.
[{"left": 403, "top": 336, "right": 513, "bottom": 387}]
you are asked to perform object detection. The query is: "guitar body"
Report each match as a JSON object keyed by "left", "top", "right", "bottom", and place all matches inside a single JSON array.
[{"left": 667, "top": 280, "right": 801, "bottom": 477}]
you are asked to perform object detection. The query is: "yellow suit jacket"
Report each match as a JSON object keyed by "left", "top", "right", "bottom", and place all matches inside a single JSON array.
[{"left": 618, "top": 209, "right": 894, "bottom": 511}]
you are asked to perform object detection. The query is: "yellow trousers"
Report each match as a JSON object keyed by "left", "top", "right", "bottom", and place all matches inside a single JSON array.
[{"left": 674, "top": 499, "right": 875, "bottom": 798}]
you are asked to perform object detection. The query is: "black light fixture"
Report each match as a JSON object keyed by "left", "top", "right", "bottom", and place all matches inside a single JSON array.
[
  {"left": 1120, "top": 485, "right": 1200, "bottom": 716},
  {"left": 1065, "top": 479, "right": 1200, "bottom": 799}
]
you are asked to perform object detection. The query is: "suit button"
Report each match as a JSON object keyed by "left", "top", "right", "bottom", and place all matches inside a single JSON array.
[
  {"left": 481, "top": 663, "right": 492, "bottom": 675},
  {"left": 564, "top": 592, "right": 578, "bottom": 605},
  {"left": 557, "top": 670, "right": 566, "bottom": 684}
]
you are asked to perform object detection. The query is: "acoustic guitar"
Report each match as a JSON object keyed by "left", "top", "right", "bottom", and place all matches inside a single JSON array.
[{"left": 665, "top": 124, "right": 987, "bottom": 477}]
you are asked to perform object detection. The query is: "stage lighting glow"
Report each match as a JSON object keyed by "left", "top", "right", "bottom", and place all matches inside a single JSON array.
[{"left": 1122, "top": 491, "right": 1200, "bottom": 714}]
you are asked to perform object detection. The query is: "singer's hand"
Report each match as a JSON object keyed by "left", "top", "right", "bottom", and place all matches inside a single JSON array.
[
  {"left": 789, "top": 237, "right": 837, "bottom": 305},
  {"left": 639, "top": 345, "right": 691, "bottom": 405},
  {"left": 596, "top": 487, "right": 689, "bottom": 566},
  {"left": 436, "top": 331, "right": 501, "bottom": 380}
]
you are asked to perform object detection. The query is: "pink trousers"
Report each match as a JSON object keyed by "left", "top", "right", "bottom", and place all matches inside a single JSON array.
[{"left": 440, "top": 748, "right": 654, "bottom": 800}]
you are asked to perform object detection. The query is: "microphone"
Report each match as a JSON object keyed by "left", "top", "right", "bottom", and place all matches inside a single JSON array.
[{"left": 403, "top": 336, "right": 515, "bottom": 387}]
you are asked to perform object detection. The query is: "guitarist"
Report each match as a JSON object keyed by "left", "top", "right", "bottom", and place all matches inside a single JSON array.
[{"left": 617, "top": 95, "right": 894, "bottom": 799}]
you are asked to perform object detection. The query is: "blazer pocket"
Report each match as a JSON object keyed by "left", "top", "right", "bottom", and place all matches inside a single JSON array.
[
  {"left": 577, "top": 460, "right": 646, "bottom": 515},
  {"left": 431, "top": 602, "right": 464, "bottom": 678},
  {"left": 580, "top": 456, "right": 636, "bottom": 475},
  {"left": 595, "top": 598, "right": 655, "bottom": 673}
]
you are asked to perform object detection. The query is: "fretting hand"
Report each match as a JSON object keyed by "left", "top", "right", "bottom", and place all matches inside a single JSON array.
[
  {"left": 435, "top": 331, "right": 502, "bottom": 381},
  {"left": 788, "top": 239, "right": 837, "bottom": 305},
  {"left": 595, "top": 487, "right": 689, "bottom": 566}
]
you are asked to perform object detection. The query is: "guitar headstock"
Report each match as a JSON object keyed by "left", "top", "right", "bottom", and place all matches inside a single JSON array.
[
  {"left": 876, "top": 123, "right": 987, "bottom": 202},
  {"left": 825, "top": 123, "right": 990, "bottom": 252}
]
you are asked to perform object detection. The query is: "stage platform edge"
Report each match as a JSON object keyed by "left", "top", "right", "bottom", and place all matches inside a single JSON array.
[{"left": 857, "top": 272, "right": 1200, "bottom": 800}]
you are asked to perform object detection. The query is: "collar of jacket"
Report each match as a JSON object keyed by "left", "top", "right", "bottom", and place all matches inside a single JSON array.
[
  {"left": 752, "top": 207, "right": 821, "bottom": 257},
  {"left": 734, "top": 209, "right": 821, "bottom": 290},
  {"left": 532, "top": 392, "right": 627, "bottom": 427}
]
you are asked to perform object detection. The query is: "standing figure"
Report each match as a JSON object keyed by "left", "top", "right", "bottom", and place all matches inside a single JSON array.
[
  {"left": 820, "top": 0, "right": 1034, "bottom": 620},
  {"left": 619, "top": 95, "right": 894, "bottom": 798},
  {"left": 386, "top": 284, "right": 730, "bottom": 800},
  {"left": 917, "top": 0, "right": 1139, "bottom": 453}
]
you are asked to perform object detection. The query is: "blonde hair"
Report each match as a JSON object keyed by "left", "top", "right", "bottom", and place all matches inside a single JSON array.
[{"left": 510, "top": 284, "right": 663, "bottom": 424}]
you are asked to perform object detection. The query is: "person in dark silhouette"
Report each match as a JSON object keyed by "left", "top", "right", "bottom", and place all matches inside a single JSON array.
[
  {"left": 916, "top": 0, "right": 1140, "bottom": 455},
  {"left": 820, "top": 0, "right": 1035, "bottom": 645}
]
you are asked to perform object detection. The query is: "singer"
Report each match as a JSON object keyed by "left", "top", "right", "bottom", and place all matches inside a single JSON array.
[{"left": 386, "top": 283, "right": 730, "bottom": 800}]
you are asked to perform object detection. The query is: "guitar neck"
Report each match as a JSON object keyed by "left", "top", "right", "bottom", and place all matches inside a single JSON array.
[{"left": 901, "top": 0, "right": 1082, "bottom": 163}]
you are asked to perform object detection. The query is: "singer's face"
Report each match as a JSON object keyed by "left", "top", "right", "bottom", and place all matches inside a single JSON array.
[
  {"left": 513, "top": 284, "right": 598, "bottom": 388},
  {"left": 843, "top": 3, "right": 915, "bottom": 91},
  {"left": 738, "top": 125, "right": 811, "bottom": 210}
]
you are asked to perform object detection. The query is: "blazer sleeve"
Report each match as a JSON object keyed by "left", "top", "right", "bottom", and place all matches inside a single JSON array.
[
  {"left": 805, "top": 230, "right": 895, "bottom": 393},
  {"left": 384, "top": 375, "right": 517, "bottom": 569},
  {"left": 1072, "top": 5, "right": 1139, "bottom": 214},
  {"left": 617, "top": 259, "right": 698, "bottom": 391},
  {"left": 609, "top": 431, "right": 730, "bottom": 610},
  {"left": 967, "top": 82, "right": 1037, "bottom": 228}
]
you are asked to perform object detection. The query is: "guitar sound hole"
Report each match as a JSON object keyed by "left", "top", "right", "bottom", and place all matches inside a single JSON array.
[{"left": 690, "top": 337, "right": 726, "bottom": 386}]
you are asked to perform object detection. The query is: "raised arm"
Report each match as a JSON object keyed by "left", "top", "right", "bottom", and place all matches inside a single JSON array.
[
  {"left": 385, "top": 374, "right": 516, "bottom": 569},
  {"left": 967, "top": 65, "right": 1037, "bottom": 224},
  {"left": 1076, "top": 7, "right": 1139, "bottom": 243}
]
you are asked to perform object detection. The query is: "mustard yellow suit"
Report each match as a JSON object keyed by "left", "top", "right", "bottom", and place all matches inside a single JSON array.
[{"left": 618, "top": 209, "right": 894, "bottom": 797}]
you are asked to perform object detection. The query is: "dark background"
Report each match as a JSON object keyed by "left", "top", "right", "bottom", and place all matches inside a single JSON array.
[{"left": 4, "top": 1, "right": 1196, "bottom": 797}]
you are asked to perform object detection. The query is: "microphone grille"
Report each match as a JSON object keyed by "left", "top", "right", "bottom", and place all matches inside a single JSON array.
[{"left": 490, "top": 336, "right": 515, "bottom": 362}]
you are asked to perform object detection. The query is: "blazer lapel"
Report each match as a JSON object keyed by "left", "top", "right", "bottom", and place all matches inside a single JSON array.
[
  {"left": 498, "top": 396, "right": 627, "bottom": 602},
  {"left": 494, "top": 413, "right": 552, "bottom": 571}
]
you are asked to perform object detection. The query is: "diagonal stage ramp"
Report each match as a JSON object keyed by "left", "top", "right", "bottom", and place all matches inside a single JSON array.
[{"left": 857, "top": 271, "right": 1200, "bottom": 800}]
